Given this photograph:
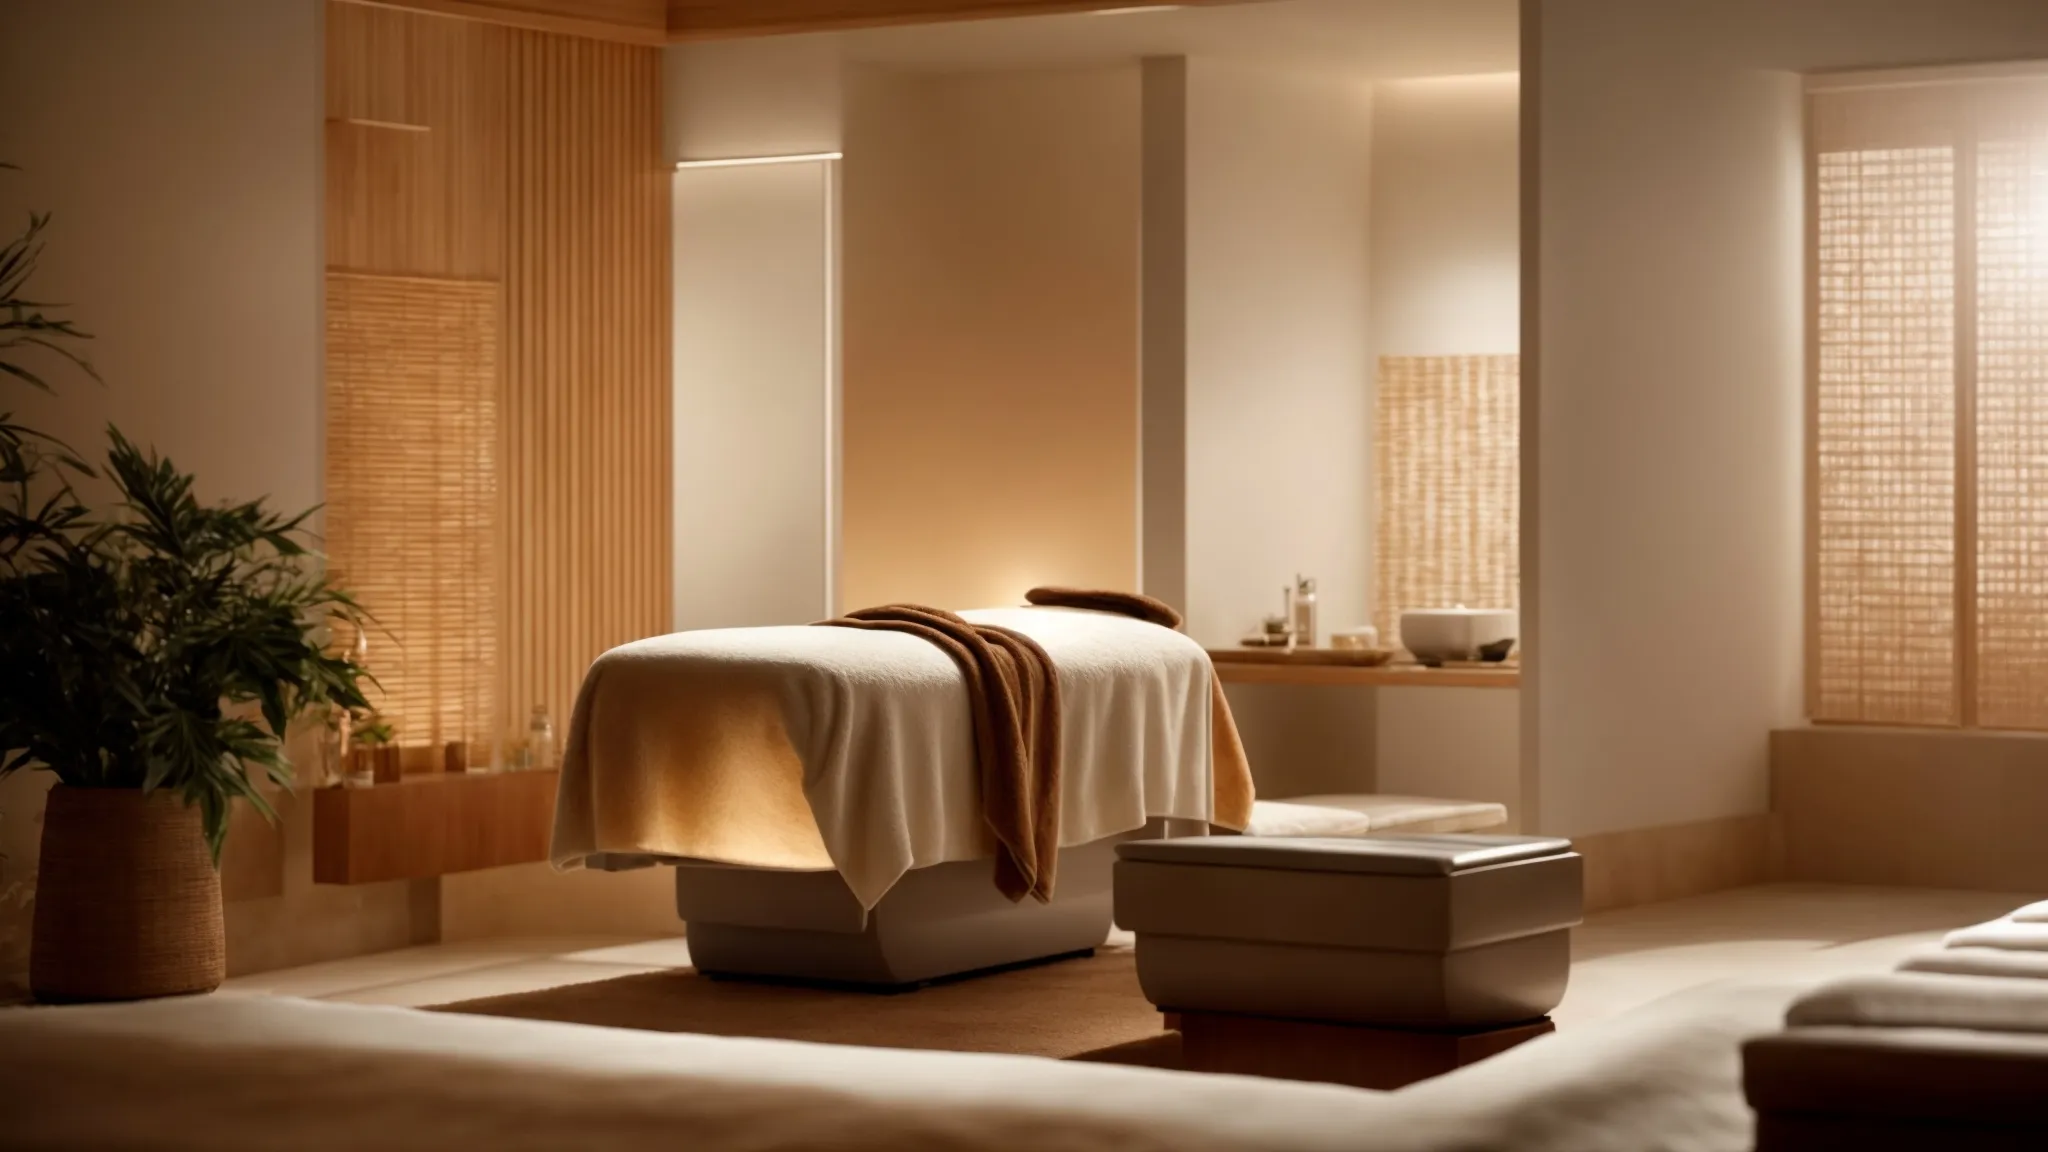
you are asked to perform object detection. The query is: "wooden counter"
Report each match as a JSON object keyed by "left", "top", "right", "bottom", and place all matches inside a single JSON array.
[
  {"left": 314, "top": 769, "right": 559, "bottom": 885},
  {"left": 1208, "top": 650, "right": 1520, "bottom": 689}
]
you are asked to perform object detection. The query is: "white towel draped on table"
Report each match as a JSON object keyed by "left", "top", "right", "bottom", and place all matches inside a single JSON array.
[{"left": 552, "top": 607, "right": 1220, "bottom": 909}]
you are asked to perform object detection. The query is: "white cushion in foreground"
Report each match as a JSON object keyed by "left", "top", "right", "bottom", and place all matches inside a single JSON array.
[{"left": 1, "top": 980, "right": 1800, "bottom": 1152}]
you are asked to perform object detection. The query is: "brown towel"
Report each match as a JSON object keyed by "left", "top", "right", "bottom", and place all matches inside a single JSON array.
[
  {"left": 1024, "top": 587, "right": 1255, "bottom": 831},
  {"left": 817, "top": 606, "right": 1062, "bottom": 904}
]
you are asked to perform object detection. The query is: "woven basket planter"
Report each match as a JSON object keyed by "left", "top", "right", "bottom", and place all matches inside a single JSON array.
[{"left": 30, "top": 785, "right": 226, "bottom": 1003}]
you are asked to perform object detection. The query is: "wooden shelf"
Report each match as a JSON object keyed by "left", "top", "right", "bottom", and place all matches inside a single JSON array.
[
  {"left": 313, "top": 770, "right": 558, "bottom": 885},
  {"left": 1210, "top": 651, "right": 1519, "bottom": 689}
]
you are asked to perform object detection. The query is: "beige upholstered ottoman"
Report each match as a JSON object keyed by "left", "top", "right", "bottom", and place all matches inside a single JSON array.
[{"left": 1115, "top": 834, "right": 1583, "bottom": 1088}]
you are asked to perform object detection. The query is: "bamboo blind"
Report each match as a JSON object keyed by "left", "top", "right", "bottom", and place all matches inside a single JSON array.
[
  {"left": 324, "top": 272, "right": 500, "bottom": 748},
  {"left": 1374, "top": 354, "right": 1520, "bottom": 640},
  {"left": 1810, "top": 76, "right": 2048, "bottom": 730},
  {"left": 1974, "top": 130, "right": 2048, "bottom": 730},
  {"left": 1812, "top": 146, "right": 1958, "bottom": 726}
]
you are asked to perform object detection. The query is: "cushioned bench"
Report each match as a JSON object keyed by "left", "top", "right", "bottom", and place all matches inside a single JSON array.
[
  {"left": 1745, "top": 899, "right": 2048, "bottom": 1149},
  {"left": 1115, "top": 833, "right": 1583, "bottom": 1088}
]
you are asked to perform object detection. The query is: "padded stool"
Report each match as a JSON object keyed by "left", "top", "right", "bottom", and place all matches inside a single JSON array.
[{"left": 1115, "top": 833, "right": 1582, "bottom": 1089}]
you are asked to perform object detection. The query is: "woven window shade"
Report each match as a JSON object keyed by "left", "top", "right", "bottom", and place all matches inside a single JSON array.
[
  {"left": 325, "top": 272, "right": 500, "bottom": 749},
  {"left": 1373, "top": 354, "right": 1519, "bottom": 641},
  {"left": 1810, "top": 75, "right": 2048, "bottom": 730},
  {"left": 1974, "top": 127, "right": 2048, "bottom": 730},
  {"left": 1812, "top": 146, "right": 1958, "bottom": 726}
]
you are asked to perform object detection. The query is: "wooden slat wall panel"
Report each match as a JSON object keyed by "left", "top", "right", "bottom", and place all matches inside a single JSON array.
[
  {"left": 502, "top": 28, "right": 671, "bottom": 734},
  {"left": 326, "top": 0, "right": 670, "bottom": 751},
  {"left": 327, "top": 2, "right": 507, "bottom": 279}
]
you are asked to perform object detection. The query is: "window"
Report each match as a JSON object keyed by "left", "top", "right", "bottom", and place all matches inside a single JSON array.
[
  {"left": 325, "top": 272, "right": 500, "bottom": 751},
  {"left": 1374, "top": 354, "right": 1520, "bottom": 640},
  {"left": 1809, "top": 74, "right": 2048, "bottom": 729}
]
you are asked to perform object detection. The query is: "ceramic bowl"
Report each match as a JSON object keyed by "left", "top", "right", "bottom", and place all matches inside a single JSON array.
[{"left": 1399, "top": 607, "right": 1517, "bottom": 665}]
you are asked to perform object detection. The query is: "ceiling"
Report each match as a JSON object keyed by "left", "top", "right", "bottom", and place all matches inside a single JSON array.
[{"left": 827, "top": 0, "right": 1518, "bottom": 81}]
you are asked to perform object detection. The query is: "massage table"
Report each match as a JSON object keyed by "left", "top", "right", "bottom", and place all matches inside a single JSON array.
[{"left": 552, "top": 606, "right": 1242, "bottom": 986}]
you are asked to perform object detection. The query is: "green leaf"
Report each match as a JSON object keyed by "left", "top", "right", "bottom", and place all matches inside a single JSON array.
[
  {"left": 140, "top": 756, "right": 174, "bottom": 795},
  {"left": 1, "top": 207, "right": 369, "bottom": 859}
]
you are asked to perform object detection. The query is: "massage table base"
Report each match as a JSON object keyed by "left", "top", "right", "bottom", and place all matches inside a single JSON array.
[
  {"left": 1171, "top": 1009, "right": 1555, "bottom": 1090},
  {"left": 677, "top": 819, "right": 1198, "bottom": 988}
]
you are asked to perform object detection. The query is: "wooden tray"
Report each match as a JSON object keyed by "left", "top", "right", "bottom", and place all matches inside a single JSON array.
[{"left": 1212, "top": 646, "right": 1396, "bottom": 667}]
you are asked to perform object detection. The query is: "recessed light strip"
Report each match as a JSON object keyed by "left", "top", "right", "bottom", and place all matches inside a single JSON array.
[{"left": 674, "top": 152, "right": 843, "bottom": 170}]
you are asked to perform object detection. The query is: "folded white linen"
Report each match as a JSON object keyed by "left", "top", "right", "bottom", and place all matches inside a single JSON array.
[
  {"left": 553, "top": 606, "right": 1216, "bottom": 909},
  {"left": 1786, "top": 971, "right": 2048, "bottom": 1034},
  {"left": 1942, "top": 918, "right": 2048, "bottom": 952},
  {"left": 1899, "top": 946, "right": 2048, "bottom": 980}
]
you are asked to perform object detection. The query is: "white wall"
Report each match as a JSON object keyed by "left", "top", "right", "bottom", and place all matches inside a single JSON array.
[
  {"left": 1375, "top": 687, "right": 1521, "bottom": 816},
  {"left": 2, "top": 1, "right": 323, "bottom": 506},
  {"left": 839, "top": 65, "right": 1142, "bottom": 613},
  {"left": 1139, "top": 57, "right": 1189, "bottom": 614},
  {"left": 1528, "top": 0, "right": 2048, "bottom": 838},
  {"left": 665, "top": 35, "right": 844, "bottom": 161},
  {"left": 661, "top": 39, "right": 846, "bottom": 638},
  {"left": 0, "top": 0, "right": 431, "bottom": 986},
  {"left": 672, "top": 162, "right": 835, "bottom": 629},
  {"left": 1183, "top": 60, "right": 1374, "bottom": 648},
  {"left": 1371, "top": 73, "right": 1520, "bottom": 358},
  {"left": 1368, "top": 72, "right": 1522, "bottom": 821}
]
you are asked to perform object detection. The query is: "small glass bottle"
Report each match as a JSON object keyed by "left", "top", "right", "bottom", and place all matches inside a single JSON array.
[
  {"left": 317, "top": 708, "right": 345, "bottom": 788},
  {"left": 1292, "top": 574, "right": 1318, "bottom": 649},
  {"left": 526, "top": 705, "right": 556, "bottom": 772},
  {"left": 341, "top": 711, "right": 375, "bottom": 789}
]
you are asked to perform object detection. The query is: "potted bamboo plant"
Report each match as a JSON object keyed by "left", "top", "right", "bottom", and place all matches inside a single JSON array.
[{"left": 1, "top": 179, "right": 371, "bottom": 1001}]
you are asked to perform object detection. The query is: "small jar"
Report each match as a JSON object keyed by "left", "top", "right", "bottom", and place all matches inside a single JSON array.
[
  {"left": 343, "top": 747, "right": 375, "bottom": 789},
  {"left": 526, "top": 706, "right": 556, "bottom": 772}
]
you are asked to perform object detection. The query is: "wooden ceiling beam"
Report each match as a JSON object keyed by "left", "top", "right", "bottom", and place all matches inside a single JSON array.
[
  {"left": 339, "top": 0, "right": 668, "bottom": 46},
  {"left": 666, "top": 0, "right": 1204, "bottom": 42},
  {"left": 342, "top": 0, "right": 1248, "bottom": 48}
]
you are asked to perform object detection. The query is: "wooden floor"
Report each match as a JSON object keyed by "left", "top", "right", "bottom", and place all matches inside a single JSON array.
[{"left": 217, "top": 884, "right": 2034, "bottom": 1030}]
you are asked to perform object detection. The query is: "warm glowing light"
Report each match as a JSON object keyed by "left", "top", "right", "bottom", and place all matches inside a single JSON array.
[
  {"left": 1089, "top": 4, "right": 1182, "bottom": 14},
  {"left": 674, "top": 152, "right": 843, "bottom": 170}
]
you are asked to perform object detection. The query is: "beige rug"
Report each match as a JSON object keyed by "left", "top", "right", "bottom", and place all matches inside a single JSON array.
[{"left": 435, "top": 943, "right": 1181, "bottom": 1066}]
